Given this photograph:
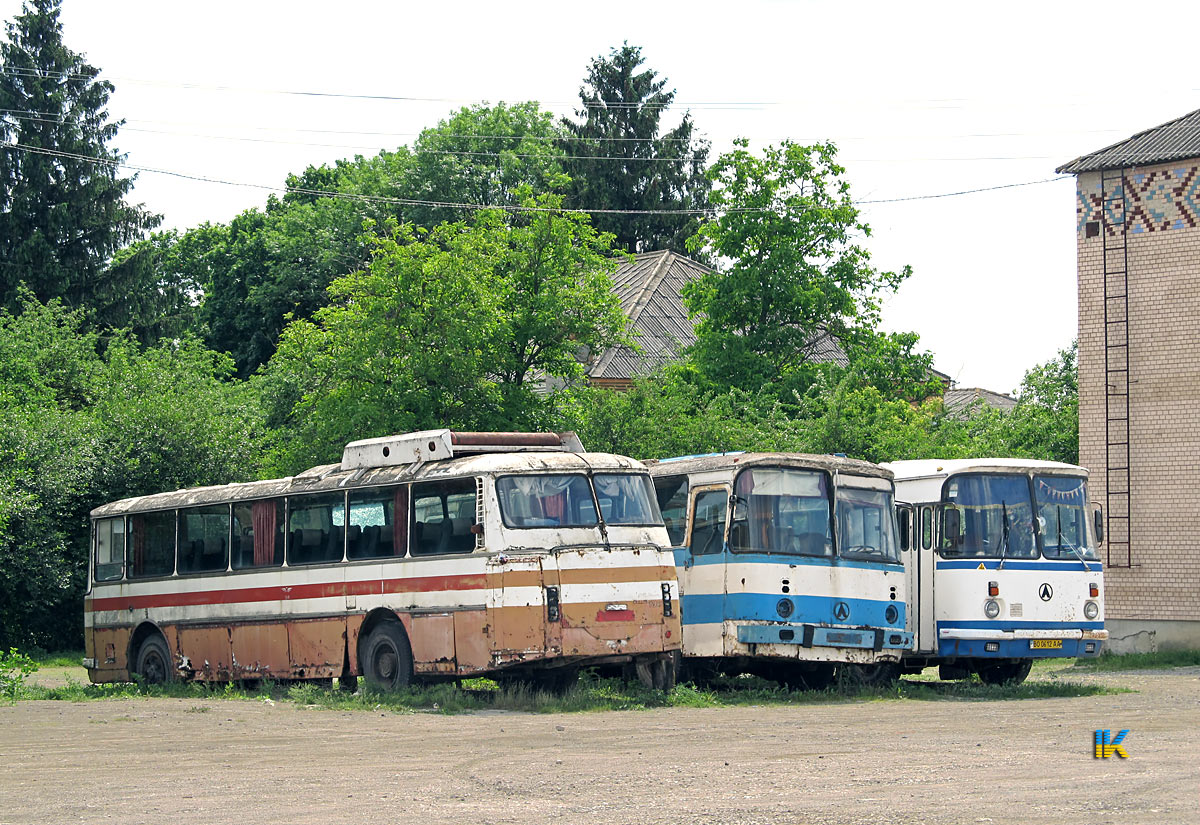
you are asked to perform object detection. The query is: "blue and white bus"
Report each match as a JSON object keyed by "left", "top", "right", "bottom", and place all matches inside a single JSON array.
[
  {"left": 885, "top": 459, "right": 1107, "bottom": 684},
  {"left": 647, "top": 453, "right": 913, "bottom": 688}
]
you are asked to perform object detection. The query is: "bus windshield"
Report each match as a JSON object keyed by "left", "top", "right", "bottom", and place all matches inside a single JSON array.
[
  {"left": 836, "top": 487, "right": 900, "bottom": 563},
  {"left": 942, "top": 473, "right": 1038, "bottom": 559},
  {"left": 593, "top": 473, "right": 662, "bottom": 526},
  {"left": 496, "top": 474, "right": 598, "bottom": 528},
  {"left": 1034, "top": 475, "right": 1098, "bottom": 560},
  {"left": 730, "top": 467, "right": 833, "bottom": 556}
]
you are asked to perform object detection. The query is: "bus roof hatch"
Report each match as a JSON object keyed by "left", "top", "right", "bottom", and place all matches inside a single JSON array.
[{"left": 340, "top": 429, "right": 585, "bottom": 470}]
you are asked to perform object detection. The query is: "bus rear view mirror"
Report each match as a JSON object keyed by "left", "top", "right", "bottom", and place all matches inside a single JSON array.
[{"left": 1093, "top": 507, "right": 1104, "bottom": 545}]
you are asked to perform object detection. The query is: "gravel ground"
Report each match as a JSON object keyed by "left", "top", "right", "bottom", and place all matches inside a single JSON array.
[{"left": 0, "top": 667, "right": 1195, "bottom": 825}]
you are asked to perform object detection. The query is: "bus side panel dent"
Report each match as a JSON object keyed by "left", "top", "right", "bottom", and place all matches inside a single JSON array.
[
  {"left": 89, "top": 626, "right": 132, "bottom": 682},
  {"left": 175, "top": 625, "right": 232, "bottom": 680},
  {"left": 453, "top": 609, "right": 490, "bottom": 671},
  {"left": 230, "top": 622, "right": 289, "bottom": 678},
  {"left": 285, "top": 618, "right": 345, "bottom": 679},
  {"left": 410, "top": 613, "right": 456, "bottom": 674}
]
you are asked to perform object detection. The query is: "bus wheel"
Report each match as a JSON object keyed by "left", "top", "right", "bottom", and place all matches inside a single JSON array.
[
  {"left": 362, "top": 623, "right": 413, "bottom": 691},
  {"left": 134, "top": 635, "right": 176, "bottom": 686},
  {"left": 841, "top": 662, "right": 901, "bottom": 688},
  {"left": 797, "top": 663, "right": 835, "bottom": 691},
  {"left": 976, "top": 659, "right": 1032, "bottom": 686}
]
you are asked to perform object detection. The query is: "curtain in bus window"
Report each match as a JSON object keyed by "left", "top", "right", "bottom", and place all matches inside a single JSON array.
[
  {"left": 393, "top": 486, "right": 409, "bottom": 556},
  {"left": 252, "top": 500, "right": 276, "bottom": 567},
  {"left": 497, "top": 475, "right": 596, "bottom": 528}
]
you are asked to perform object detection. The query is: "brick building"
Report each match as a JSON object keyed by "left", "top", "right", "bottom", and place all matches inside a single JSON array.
[{"left": 1058, "top": 109, "right": 1200, "bottom": 651}]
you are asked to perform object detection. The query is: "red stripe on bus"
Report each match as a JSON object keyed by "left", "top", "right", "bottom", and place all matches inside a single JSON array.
[{"left": 87, "top": 573, "right": 487, "bottom": 613}]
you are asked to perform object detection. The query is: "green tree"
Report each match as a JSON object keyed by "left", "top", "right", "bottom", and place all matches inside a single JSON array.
[
  {"left": 404, "top": 102, "right": 568, "bottom": 228},
  {"left": 0, "top": 0, "right": 159, "bottom": 312},
  {"left": 0, "top": 295, "right": 264, "bottom": 650},
  {"left": 562, "top": 44, "right": 710, "bottom": 254},
  {"left": 684, "top": 139, "right": 914, "bottom": 400},
  {"left": 262, "top": 196, "right": 629, "bottom": 475}
]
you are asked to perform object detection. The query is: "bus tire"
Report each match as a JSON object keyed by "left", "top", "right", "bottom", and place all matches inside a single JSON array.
[
  {"left": 361, "top": 623, "right": 413, "bottom": 691},
  {"left": 841, "top": 662, "right": 901, "bottom": 688},
  {"left": 134, "top": 635, "right": 176, "bottom": 686},
  {"left": 976, "top": 659, "right": 1032, "bottom": 686}
]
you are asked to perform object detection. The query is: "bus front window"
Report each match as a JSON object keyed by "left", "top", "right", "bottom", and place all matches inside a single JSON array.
[
  {"left": 730, "top": 467, "right": 832, "bottom": 557},
  {"left": 593, "top": 473, "right": 662, "bottom": 526},
  {"left": 1034, "top": 475, "right": 1098, "bottom": 560},
  {"left": 942, "top": 474, "right": 1038, "bottom": 559},
  {"left": 496, "top": 474, "right": 599, "bottom": 528},
  {"left": 836, "top": 487, "right": 900, "bottom": 563}
]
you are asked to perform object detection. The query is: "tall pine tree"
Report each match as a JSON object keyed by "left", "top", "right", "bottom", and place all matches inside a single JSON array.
[
  {"left": 562, "top": 44, "right": 710, "bottom": 255},
  {"left": 0, "top": 0, "right": 158, "bottom": 312}
]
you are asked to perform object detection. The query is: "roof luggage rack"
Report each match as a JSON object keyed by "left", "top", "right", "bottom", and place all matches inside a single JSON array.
[{"left": 340, "top": 429, "right": 585, "bottom": 471}]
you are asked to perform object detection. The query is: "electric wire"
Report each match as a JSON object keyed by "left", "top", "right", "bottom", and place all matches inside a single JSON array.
[{"left": 0, "top": 141, "right": 1073, "bottom": 212}]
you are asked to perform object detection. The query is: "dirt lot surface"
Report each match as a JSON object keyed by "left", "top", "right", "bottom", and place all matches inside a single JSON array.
[{"left": 1, "top": 668, "right": 1196, "bottom": 825}]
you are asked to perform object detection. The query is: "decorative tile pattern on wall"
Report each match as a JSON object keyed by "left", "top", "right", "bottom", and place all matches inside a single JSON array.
[{"left": 1076, "top": 166, "right": 1200, "bottom": 236}]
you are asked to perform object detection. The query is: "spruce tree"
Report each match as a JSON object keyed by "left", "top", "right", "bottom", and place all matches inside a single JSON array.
[
  {"left": 0, "top": 0, "right": 158, "bottom": 312},
  {"left": 562, "top": 44, "right": 710, "bottom": 255}
]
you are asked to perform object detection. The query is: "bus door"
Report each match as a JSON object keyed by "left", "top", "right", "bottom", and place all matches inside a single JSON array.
[
  {"left": 684, "top": 485, "right": 730, "bottom": 656},
  {"left": 486, "top": 552, "right": 551, "bottom": 665},
  {"left": 913, "top": 504, "right": 937, "bottom": 654}
]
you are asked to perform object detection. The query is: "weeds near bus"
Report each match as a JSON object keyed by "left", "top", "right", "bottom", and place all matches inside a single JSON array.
[
  {"left": 0, "top": 648, "right": 38, "bottom": 703},
  {"left": 17, "top": 669, "right": 1123, "bottom": 710},
  {"left": 1071, "top": 650, "right": 1200, "bottom": 671}
]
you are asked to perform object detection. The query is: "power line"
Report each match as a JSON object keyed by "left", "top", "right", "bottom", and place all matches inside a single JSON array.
[{"left": 0, "top": 141, "right": 1071, "bottom": 214}]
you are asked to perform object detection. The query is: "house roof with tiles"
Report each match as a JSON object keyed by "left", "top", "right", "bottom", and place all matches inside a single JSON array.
[
  {"left": 587, "top": 250, "right": 849, "bottom": 383},
  {"left": 1057, "top": 108, "right": 1200, "bottom": 174}
]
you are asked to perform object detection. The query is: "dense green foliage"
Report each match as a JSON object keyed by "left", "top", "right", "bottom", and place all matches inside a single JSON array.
[
  {"left": 261, "top": 195, "right": 629, "bottom": 474},
  {"left": 0, "top": 297, "right": 264, "bottom": 650},
  {"left": 684, "top": 139, "right": 924, "bottom": 401},
  {"left": 0, "top": 0, "right": 158, "bottom": 316},
  {"left": 562, "top": 44, "right": 710, "bottom": 254}
]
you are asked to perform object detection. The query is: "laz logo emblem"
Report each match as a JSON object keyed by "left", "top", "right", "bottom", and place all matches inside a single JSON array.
[{"left": 1039, "top": 583, "right": 1053, "bottom": 601}]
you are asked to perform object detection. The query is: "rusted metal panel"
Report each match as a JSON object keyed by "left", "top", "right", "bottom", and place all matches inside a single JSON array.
[
  {"left": 410, "top": 613, "right": 456, "bottom": 674},
  {"left": 452, "top": 609, "right": 490, "bottom": 671},
  {"left": 230, "top": 622, "right": 289, "bottom": 678},
  {"left": 88, "top": 627, "right": 131, "bottom": 682},
  {"left": 285, "top": 618, "right": 345, "bottom": 679},
  {"left": 175, "top": 625, "right": 233, "bottom": 680}
]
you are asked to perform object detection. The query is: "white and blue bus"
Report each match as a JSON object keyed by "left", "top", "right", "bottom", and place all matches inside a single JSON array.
[
  {"left": 885, "top": 458, "right": 1107, "bottom": 684},
  {"left": 647, "top": 453, "right": 913, "bottom": 688}
]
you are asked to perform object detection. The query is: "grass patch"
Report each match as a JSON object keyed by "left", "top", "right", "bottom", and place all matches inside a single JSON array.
[
  {"left": 13, "top": 669, "right": 1121, "bottom": 711},
  {"left": 1070, "top": 649, "right": 1200, "bottom": 671},
  {"left": 32, "top": 650, "right": 85, "bottom": 668}
]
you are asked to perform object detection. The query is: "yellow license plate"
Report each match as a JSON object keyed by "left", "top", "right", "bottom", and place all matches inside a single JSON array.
[{"left": 1030, "top": 639, "right": 1063, "bottom": 649}]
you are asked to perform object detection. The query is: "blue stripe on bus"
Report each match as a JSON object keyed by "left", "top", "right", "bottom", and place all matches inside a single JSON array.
[
  {"left": 936, "top": 560, "right": 1103, "bottom": 572},
  {"left": 936, "top": 638, "right": 1103, "bottom": 659},
  {"left": 671, "top": 548, "right": 903, "bottom": 573},
  {"left": 681, "top": 591, "right": 905, "bottom": 628}
]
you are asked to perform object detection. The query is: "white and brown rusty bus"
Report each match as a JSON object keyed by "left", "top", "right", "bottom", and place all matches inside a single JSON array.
[{"left": 84, "top": 430, "right": 681, "bottom": 691}]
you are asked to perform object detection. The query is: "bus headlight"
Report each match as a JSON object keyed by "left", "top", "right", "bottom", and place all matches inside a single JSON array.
[
  {"left": 984, "top": 599, "right": 1001, "bottom": 619},
  {"left": 1084, "top": 601, "right": 1099, "bottom": 620},
  {"left": 885, "top": 604, "right": 899, "bottom": 625}
]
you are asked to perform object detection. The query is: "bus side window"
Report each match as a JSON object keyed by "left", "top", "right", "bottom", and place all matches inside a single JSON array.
[
  {"left": 412, "top": 478, "right": 477, "bottom": 556},
  {"left": 287, "top": 492, "right": 347, "bottom": 566},
  {"left": 654, "top": 475, "right": 689, "bottom": 547},
  {"left": 178, "top": 505, "right": 231, "bottom": 575},
  {"left": 95, "top": 517, "right": 126, "bottom": 582},
  {"left": 690, "top": 490, "right": 728, "bottom": 556},
  {"left": 232, "top": 499, "right": 284, "bottom": 570},
  {"left": 920, "top": 507, "right": 932, "bottom": 550},
  {"left": 128, "top": 511, "right": 177, "bottom": 579}
]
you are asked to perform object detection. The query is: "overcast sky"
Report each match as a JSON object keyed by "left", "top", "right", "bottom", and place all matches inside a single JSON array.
[{"left": 5, "top": 0, "right": 1199, "bottom": 392}]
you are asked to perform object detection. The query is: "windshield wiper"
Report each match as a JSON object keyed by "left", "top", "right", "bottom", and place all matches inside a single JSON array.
[
  {"left": 997, "top": 500, "right": 1012, "bottom": 570},
  {"left": 1056, "top": 505, "right": 1092, "bottom": 570}
]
